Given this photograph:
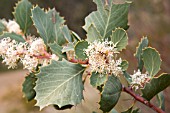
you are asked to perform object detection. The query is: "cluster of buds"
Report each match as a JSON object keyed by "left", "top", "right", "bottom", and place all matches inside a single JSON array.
[
  {"left": 0, "top": 37, "right": 59, "bottom": 72},
  {"left": 130, "top": 69, "right": 149, "bottom": 90},
  {"left": 85, "top": 40, "right": 122, "bottom": 76}
]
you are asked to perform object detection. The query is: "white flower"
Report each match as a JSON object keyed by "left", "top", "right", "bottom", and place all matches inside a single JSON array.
[
  {"left": 130, "top": 69, "right": 149, "bottom": 90},
  {"left": 21, "top": 54, "right": 39, "bottom": 72},
  {"left": 0, "top": 37, "right": 11, "bottom": 56},
  {"left": 51, "top": 54, "right": 59, "bottom": 61},
  {"left": 3, "top": 20, "right": 22, "bottom": 34},
  {"left": 29, "top": 38, "right": 46, "bottom": 56},
  {"left": 85, "top": 40, "right": 122, "bottom": 76}
]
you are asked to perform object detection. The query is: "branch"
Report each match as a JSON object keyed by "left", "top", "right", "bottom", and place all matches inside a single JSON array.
[
  {"left": 69, "top": 58, "right": 88, "bottom": 64},
  {"left": 122, "top": 86, "right": 165, "bottom": 113}
]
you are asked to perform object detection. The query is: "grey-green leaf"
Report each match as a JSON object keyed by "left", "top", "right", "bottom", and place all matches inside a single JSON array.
[
  {"left": 0, "top": 32, "right": 25, "bottom": 42},
  {"left": 99, "top": 75, "right": 122, "bottom": 112},
  {"left": 75, "top": 40, "right": 89, "bottom": 60},
  {"left": 156, "top": 91, "right": 165, "bottom": 110},
  {"left": 142, "top": 47, "right": 161, "bottom": 77},
  {"left": 22, "top": 73, "right": 37, "bottom": 101},
  {"left": 142, "top": 74, "right": 170, "bottom": 100},
  {"left": 90, "top": 72, "right": 107, "bottom": 87},
  {"left": 0, "top": 21, "right": 5, "bottom": 34},
  {"left": 83, "top": 1, "right": 130, "bottom": 39},
  {"left": 62, "top": 43, "right": 74, "bottom": 53},
  {"left": 49, "top": 42, "right": 66, "bottom": 60},
  {"left": 135, "top": 37, "right": 148, "bottom": 71},
  {"left": 14, "top": 0, "right": 33, "bottom": 34},
  {"left": 86, "top": 24, "right": 102, "bottom": 42},
  {"left": 32, "top": 6, "right": 53, "bottom": 44},
  {"left": 120, "top": 60, "right": 129, "bottom": 71},
  {"left": 35, "top": 60, "right": 85, "bottom": 110},
  {"left": 111, "top": 28, "right": 128, "bottom": 51}
]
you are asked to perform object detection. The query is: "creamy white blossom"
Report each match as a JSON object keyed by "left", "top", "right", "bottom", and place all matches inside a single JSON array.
[
  {"left": 0, "top": 37, "right": 59, "bottom": 72},
  {"left": 29, "top": 38, "right": 46, "bottom": 56},
  {"left": 130, "top": 69, "right": 149, "bottom": 90},
  {"left": 2, "top": 19, "right": 22, "bottom": 34},
  {"left": 85, "top": 40, "right": 122, "bottom": 76}
]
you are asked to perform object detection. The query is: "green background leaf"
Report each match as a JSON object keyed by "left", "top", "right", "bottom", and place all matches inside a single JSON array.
[
  {"left": 99, "top": 75, "right": 122, "bottom": 112},
  {"left": 142, "top": 47, "right": 161, "bottom": 77},
  {"left": 22, "top": 73, "right": 37, "bottom": 101},
  {"left": 0, "top": 32, "right": 25, "bottom": 42},
  {"left": 14, "top": 0, "right": 33, "bottom": 34},
  {"left": 111, "top": 28, "right": 128, "bottom": 51},
  {"left": 35, "top": 60, "right": 85, "bottom": 110},
  {"left": 142, "top": 74, "right": 170, "bottom": 100},
  {"left": 120, "top": 60, "right": 129, "bottom": 71},
  {"left": 90, "top": 72, "right": 107, "bottom": 87},
  {"left": 75, "top": 40, "right": 89, "bottom": 60},
  {"left": 83, "top": 0, "right": 130, "bottom": 39},
  {"left": 156, "top": 91, "right": 165, "bottom": 110},
  {"left": 135, "top": 37, "right": 148, "bottom": 71}
]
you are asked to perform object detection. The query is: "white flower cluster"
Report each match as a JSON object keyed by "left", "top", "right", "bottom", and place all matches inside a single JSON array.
[
  {"left": 1, "top": 19, "right": 22, "bottom": 35},
  {"left": 85, "top": 40, "right": 122, "bottom": 76},
  {"left": 0, "top": 37, "right": 59, "bottom": 72},
  {"left": 130, "top": 69, "right": 149, "bottom": 90}
]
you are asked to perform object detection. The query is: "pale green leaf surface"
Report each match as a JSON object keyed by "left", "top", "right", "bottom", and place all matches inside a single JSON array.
[
  {"left": 32, "top": 6, "right": 53, "bottom": 44},
  {"left": 90, "top": 72, "right": 107, "bottom": 87},
  {"left": 75, "top": 40, "right": 89, "bottom": 60},
  {"left": 99, "top": 75, "right": 122, "bottom": 112},
  {"left": 135, "top": 37, "right": 148, "bottom": 71},
  {"left": 14, "top": 0, "right": 33, "bottom": 34},
  {"left": 142, "top": 74, "right": 170, "bottom": 100},
  {"left": 83, "top": 0, "right": 130, "bottom": 39},
  {"left": 111, "top": 28, "right": 128, "bottom": 51},
  {"left": 35, "top": 60, "right": 85, "bottom": 110},
  {"left": 110, "top": 108, "right": 118, "bottom": 113},
  {"left": 22, "top": 73, "right": 36, "bottom": 101},
  {"left": 0, "top": 32, "right": 25, "bottom": 42},
  {"left": 142, "top": 47, "right": 161, "bottom": 77},
  {"left": 86, "top": 24, "right": 102, "bottom": 42}
]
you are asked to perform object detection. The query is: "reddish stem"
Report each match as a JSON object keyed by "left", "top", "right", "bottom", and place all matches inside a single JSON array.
[
  {"left": 122, "top": 86, "right": 165, "bottom": 113},
  {"left": 68, "top": 59, "right": 88, "bottom": 64}
]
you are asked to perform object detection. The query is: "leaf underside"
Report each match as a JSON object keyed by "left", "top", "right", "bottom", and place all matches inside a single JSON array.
[{"left": 35, "top": 60, "right": 85, "bottom": 110}]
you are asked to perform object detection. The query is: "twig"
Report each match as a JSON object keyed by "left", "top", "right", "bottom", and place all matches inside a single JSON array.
[
  {"left": 69, "top": 59, "right": 88, "bottom": 64},
  {"left": 122, "top": 86, "right": 165, "bottom": 113}
]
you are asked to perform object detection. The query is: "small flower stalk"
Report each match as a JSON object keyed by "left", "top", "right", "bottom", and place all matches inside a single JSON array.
[
  {"left": 85, "top": 40, "right": 122, "bottom": 76},
  {"left": 130, "top": 69, "right": 149, "bottom": 90},
  {"left": 0, "top": 37, "right": 59, "bottom": 72}
]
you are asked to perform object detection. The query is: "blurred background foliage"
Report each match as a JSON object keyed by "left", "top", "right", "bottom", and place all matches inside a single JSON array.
[{"left": 0, "top": 0, "right": 170, "bottom": 113}]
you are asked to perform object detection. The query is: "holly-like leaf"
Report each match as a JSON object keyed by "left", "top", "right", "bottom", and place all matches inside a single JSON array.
[
  {"left": 111, "top": 28, "right": 128, "bottom": 51},
  {"left": 156, "top": 91, "right": 165, "bottom": 110},
  {"left": 110, "top": 108, "right": 118, "bottom": 113},
  {"left": 99, "top": 75, "right": 122, "bottom": 112},
  {"left": 90, "top": 72, "right": 107, "bottom": 87},
  {"left": 34, "top": 60, "right": 85, "bottom": 110},
  {"left": 71, "top": 31, "right": 81, "bottom": 42},
  {"left": 120, "top": 60, "right": 129, "bottom": 71},
  {"left": 86, "top": 24, "right": 102, "bottom": 42},
  {"left": 13, "top": 0, "right": 33, "bottom": 34},
  {"left": 49, "top": 42, "right": 66, "bottom": 60},
  {"left": 142, "top": 47, "right": 161, "bottom": 77},
  {"left": 75, "top": 40, "right": 89, "bottom": 60},
  {"left": 22, "top": 73, "right": 37, "bottom": 101},
  {"left": 135, "top": 37, "right": 148, "bottom": 71},
  {"left": 83, "top": 0, "right": 130, "bottom": 39},
  {"left": 0, "top": 32, "right": 25, "bottom": 42},
  {"left": 0, "top": 21, "right": 5, "bottom": 34},
  {"left": 123, "top": 71, "right": 132, "bottom": 83},
  {"left": 142, "top": 74, "right": 170, "bottom": 100},
  {"left": 32, "top": 6, "right": 54, "bottom": 44}
]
